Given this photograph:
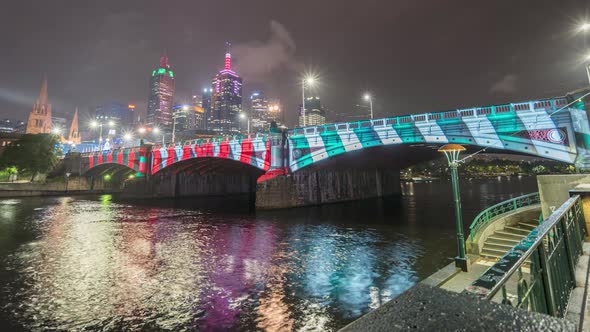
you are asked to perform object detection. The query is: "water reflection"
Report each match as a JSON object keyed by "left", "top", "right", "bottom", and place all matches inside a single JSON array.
[{"left": 0, "top": 178, "right": 538, "bottom": 331}]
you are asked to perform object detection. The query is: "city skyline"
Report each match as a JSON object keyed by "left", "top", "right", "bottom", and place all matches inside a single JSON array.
[{"left": 0, "top": 1, "right": 589, "bottom": 128}]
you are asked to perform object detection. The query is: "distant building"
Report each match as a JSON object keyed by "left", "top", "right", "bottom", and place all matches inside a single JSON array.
[
  {"left": 0, "top": 119, "right": 25, "bottom": 133},
  {"left": 94, "top": 102, "right": 134, "bottom": 127},
  {"left": 202, "top": 88, "right": 212, "bottom": 130},
  {"left": 191, "top": 94, "right": 202, "bottom": 107},
  {"left": 173, "top": 104, "right": 207, "bottom": 132},
  {"left": 298, "top": 96, "right": 326, "bottom": 126},
  {"left": 210, "top": 43, "right": 243, "bottom": 134},
  {"left": 26, "top": 78, "right": 52, "bottom": 134},
  {"left": 147, "top": 55, "right": 175, "bottom": 130},
  {"left": 249, "top": 92, "right": 268, "bottom": 133}
]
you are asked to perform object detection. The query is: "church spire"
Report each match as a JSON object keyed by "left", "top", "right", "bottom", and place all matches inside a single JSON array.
[
  {"left": 68, "top": 107, "right": 81, "bottom": 144},
  {"left": 38, "top": 76, "right": 48, "bottom": 105}
]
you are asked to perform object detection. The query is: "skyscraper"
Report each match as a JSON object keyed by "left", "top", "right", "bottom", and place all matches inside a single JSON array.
[
  {"left": 298, "top": 96, "right": 326, "bottom": 126},
  {"left": 202, "top": 88, "right": 212, "bottom": 130},
  {"left": 147, "top": 55, "right": 175, "bottom": 130},
  {"left": 26, "top": 78, "right": 52, "bottom": 134},
  {"left": 250, "top": 92, "right": 273, "bottom": 132},
  {"left": 210, "top": 43, "right": 243, "bottom": 134}
]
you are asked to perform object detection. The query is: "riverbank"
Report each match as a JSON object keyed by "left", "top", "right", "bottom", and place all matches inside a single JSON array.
[{"left": 0, "top": 177, "right": 120, "bottom": 197}]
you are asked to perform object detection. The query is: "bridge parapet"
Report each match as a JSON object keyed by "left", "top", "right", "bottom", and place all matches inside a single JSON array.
[{"left": 287, "top": 96, "right": 587, "bottom": 172}]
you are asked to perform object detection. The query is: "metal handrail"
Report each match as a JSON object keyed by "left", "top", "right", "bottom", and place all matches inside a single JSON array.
[
  {"left": 468, "top": 192, "right": 540, "bottom": 241},
  {"left": 465, "top": 195, "right": 586, "bottom": 317}
]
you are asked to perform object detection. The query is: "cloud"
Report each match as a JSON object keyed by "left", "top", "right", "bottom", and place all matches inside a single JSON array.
[
  {"left": 490, "top": 74, "right": 517, "bottom": 94},
  {"left": 233, "top": 21, "right": 301, "bottom": 82}
]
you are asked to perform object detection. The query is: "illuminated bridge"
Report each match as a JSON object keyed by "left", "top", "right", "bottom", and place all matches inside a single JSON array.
[{"left": 74, "top": 90, "right": 590, "bottom": 208}]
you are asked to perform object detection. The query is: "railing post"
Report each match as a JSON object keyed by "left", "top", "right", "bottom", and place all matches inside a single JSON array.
[
  {"left": 537, "top": 244, "right": 557, "bottom": 316},
  {"left": 561, "top": 213, "right": 578, "bottom": 282}
]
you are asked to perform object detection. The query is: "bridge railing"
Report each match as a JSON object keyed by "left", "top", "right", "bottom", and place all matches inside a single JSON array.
[
  {"left": 468, "top": 192, "right": 541, "bottom": 241},
  {"left": 465, "top": 195, "right": 586, "bottom": 317},
  {"left": 287, "top": 97, "right": 569, "bottom": 137}
]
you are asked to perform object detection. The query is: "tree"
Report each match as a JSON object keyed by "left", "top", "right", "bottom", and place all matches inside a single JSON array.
[{"left": 0, "top": 134, "right": 61, "bottom": 181}]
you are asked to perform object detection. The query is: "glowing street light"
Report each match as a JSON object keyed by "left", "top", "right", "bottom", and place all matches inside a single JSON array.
[
  {"left": 153, "top": 127, "right": 160, "bottom": 134},
  {"left": 301, "top": 75, "right": 317, "bottom": 127},
  {"left": 123, "top": 133, "right": 132, "bottom": 141},
  {"left": 580, "top": 22, "right": 590, "bottom": 32},
  {"left": 52, "top": 127, "right": 62, "bottom": 135},
  {"left": 239, "top": 113, "right": 250, "bottom": 134},
  {"left": 138, "top": 127, "right": 146, "bottom": 134},
  {"left": 438, "top": 144, "right": 469, "bottom": 272},
  {"left": 363, "top": 93, "right": 374, "bottom": 119}
]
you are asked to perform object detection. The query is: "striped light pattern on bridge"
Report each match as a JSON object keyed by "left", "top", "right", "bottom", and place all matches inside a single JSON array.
[
  {"left": 150, "top": 136, "right": 271, "bottom": 174},
  {"left": 287, "top": 97, "right": 582, "bottom": 172}
]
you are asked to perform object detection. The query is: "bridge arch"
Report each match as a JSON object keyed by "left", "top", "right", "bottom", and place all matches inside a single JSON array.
[
  {"left": 150, "top": 136, "right": 271, "bottom": 175},
  {"left": 288, "top": 98, "right": 580, "bottom": 172}
]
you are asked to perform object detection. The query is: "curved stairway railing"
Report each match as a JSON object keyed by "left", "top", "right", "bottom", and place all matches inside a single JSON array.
[
  {"left": 468, "top": 192, "right": 541, "bottom": 241},
  {"left": 465, "top": 195, "right": 586, "bottom": 317}
]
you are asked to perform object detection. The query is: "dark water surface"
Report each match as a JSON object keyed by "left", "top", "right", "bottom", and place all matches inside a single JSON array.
[{"left": 0, "top": 177, "right": 537, "bottom": 331}]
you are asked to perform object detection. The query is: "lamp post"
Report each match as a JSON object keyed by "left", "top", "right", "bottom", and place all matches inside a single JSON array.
[
  {"left": 138, "top": 127, "right": 146, "bottom": 145},
  {"left": 65, "top": 172, "right": 71, "bottom": 192},
  {"left": 153, "top": 127, "right": 164, "bottom": 145},
  {"left": 363, "top": 93, "right": 374, "bottom": 119},
  {"left": 438, "top": 143, "right": 469, "bottom": 272},
  {"left": 579, "top": 22, "right": 590, "bottom": 85},
  {"left": 239, "top": 113, "right": 250, "bottom": 134},
  {"left": 301, "top": 76, "right": 316, "bottom": 127}
]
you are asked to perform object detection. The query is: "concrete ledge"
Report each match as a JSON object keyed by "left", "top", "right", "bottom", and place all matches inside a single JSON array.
[
  {"left": 420, "top": 262, "right": 460, "bottom": 288},
  {"left": 339, "top": 284, "right": 575, "bottom": 332}
]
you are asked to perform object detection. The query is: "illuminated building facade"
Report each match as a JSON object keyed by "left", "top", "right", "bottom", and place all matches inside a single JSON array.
[
  {"left": 202, "top": 88, "right": 212, "bottom": 130},
  {"left": 26, "top": 78, "right": 52, "bottom": 134},
  {"left": 172, "top": 104, "right": 206, "bottom": 132},
  {"left": 210, "top": 44, "right": 243, "bottom": 134},
  {"left": 298, "top": 96, "right": 326, "bottom": 127},
  {"left": 147, "top": 55, "right": 175, "bottom": 129},
  {"left": 249, "top": 92, "right": 282, "bottom": 132},
  {"left": 94, "top": 102, "right": 136, "bottom": 131}
]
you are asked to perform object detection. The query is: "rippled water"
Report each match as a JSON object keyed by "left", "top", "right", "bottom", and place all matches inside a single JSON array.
[{"left": 0, "top": 177, "right": 537, "bottom": 331}]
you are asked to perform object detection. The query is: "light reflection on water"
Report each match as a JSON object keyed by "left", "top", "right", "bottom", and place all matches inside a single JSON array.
[{"left": 0, "top": 178, "right": 538, "bottom": 331}]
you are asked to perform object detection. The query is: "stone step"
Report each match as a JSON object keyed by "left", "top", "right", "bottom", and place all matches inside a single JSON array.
[
  {"left": 484, "top": 242, "right": 516, "bottom": 251},
  {"left": 486, "top": 236, "right": 521, "bottom": 246},
  {"left": 518, "top": 222, "right": 539, "bottom": 229},
  {"left": 493, "top": 230, "right": 525, "bottom": 240},
  {"left": 481, "top": 248, "right": 507, "bottom": 258},
  {"left": 503, "top": 226, "right": 531, "bottom": 235}
]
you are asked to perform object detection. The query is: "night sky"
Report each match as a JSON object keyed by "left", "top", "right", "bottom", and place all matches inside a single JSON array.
[{"left": 0, "top": 0, "right": 588, "bottom": 127}]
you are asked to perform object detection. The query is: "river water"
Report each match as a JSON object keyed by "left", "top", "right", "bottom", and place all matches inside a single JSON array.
[{"left": 0, "top": 177, "right": 537, "bottom": 331}]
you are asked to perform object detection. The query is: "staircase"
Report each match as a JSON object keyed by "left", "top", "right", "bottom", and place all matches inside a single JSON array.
[{"left": 480, "top": 221, "right": 538, "bottom": 260}]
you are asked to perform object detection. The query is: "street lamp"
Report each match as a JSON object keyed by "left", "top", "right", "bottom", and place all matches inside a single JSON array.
[
  {"left": 137, "top": 127, "right": 146, "bottom": 145},
  {"left": 579, "top": 22, "right": 590, "bottom": 85},
  {"left": 240, "top": 113, "right": 250, "bottom": 134},
  {"left": 363, "top": 93, "right": 374, "bottom": 119},
  {"left": 153, "top": 127, "right": 165, "bottom": 144},
  {"left": 438, "top": 143, "right": 469, "bottom": 272},
  {"left": 301, "top": 75, "right": 316, "bottom": 127}
]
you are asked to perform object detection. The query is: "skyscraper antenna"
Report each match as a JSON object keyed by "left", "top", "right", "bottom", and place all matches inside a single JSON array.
[{"left": 225, "top": 41, "right": 231, "bottom": 54}]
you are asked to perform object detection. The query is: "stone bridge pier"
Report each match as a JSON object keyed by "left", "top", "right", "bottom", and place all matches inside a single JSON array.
[
  {"left": 256, "top": 167, "right": 401, "bottom": 209},
  {"left": 122, "top": 171, "right": 258, "bottom": 202}
]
